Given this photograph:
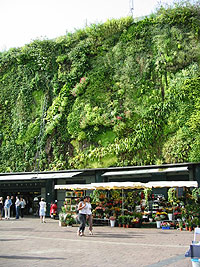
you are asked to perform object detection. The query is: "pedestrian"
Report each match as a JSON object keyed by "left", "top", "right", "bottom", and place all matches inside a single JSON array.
[
  {"left": 10, "top": 196, "right": 15, "bottom": 217},
  {"left": 39, "top": 198, "right": 46, "bottom": 223},
  {"left": 77, "top": 196, "right": 88, "bottom": 236},
  {"left": 0, "top": 197, "right": 3, "bottom": 220},
  {"left": 20, "top": 197, "right": 26, "bottom": 218},
  {"left": 15, "top": 196, "right": 20, "bottom": 219},
  {"left": 86, "top": 196, "right": 93, "bottom": 235},
  {"left": 4, "top": 196, "right": 12, "bottom": 219},
  {"left": 50, "top": 201, "right": 57, "bottom": 219}
]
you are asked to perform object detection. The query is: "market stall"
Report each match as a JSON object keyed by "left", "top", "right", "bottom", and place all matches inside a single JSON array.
[{"left": 55, "top": 181, "right": 199, "bottom": 229}]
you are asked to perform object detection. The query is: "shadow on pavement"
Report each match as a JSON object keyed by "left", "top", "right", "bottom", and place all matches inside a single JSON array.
[
  {"left": 88, "top": 232, "right": 144, "bottom": 238},
  {"left": 0, "top": 255, "right": 66, "bottom": 260},
  {"left": 0, "top": 239, "right": 24, "bottom": 242},
  {"left": 0, "top": 228, "right": 33, "bottom": 231}
]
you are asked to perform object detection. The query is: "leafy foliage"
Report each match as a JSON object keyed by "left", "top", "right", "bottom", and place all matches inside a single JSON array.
[{"left": 0, "top": 2, "right": 200, "bottom": 172}]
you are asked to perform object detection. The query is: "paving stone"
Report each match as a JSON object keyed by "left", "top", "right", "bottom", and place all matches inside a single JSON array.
[{"left": 0, "top": 217, "right": 194, "bottom": 267}]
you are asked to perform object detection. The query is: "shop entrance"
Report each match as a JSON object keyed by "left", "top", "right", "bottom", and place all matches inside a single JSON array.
[{"left": 0, "top": 180, "right": 45, "bottom": 216}]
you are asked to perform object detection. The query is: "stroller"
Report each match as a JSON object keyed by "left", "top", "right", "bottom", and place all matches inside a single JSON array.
[{"left": 185, "top": 228, "right": 200, "bottom": 266}]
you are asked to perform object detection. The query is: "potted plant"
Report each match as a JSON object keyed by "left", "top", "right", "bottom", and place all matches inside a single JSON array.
[
  {"left": 65, "top": 214, "right": 76, "bottom": 227},
  {"left": 192, "top": 217, "right": 200, "bottom": 228},
  {"left": 126, "top": 215, "right": 132, "bottom": 228},
  {"left": 132, "top": 217, "right": 141, "bottom": 228},
  {"left": 109, "top": 216, "right": 116, "bottom": 227},
  {"left": 154, "top": 216, "right": 161, "bottom": 229},
  {"left": 59, "top": 213, "right": 66, "bottom": 227},
  {"left": 166, "top": 205, "right": 173, "bottom": 220},
  {"left": 161, "top": 222, "right": 170, "bottom": 230},
  {"left": 121, "top": 215, "right": 127, "bottom": 228},
  {"left": 118, "top": 215, "right": 123, "bottom": 227},
  {"left": 144, "top": 188, "right": 152, "bottom": 204},
  {"left": 187, "top": 218, "right": 193, "bottom": 231},
  {"left": 179, "top": 221, "right": 183, "bottom": 231}
]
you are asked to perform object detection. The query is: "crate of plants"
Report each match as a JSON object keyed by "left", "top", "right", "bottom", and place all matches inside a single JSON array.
[{"left": 161, "top": 222, "right": 171, "bottom": 230}]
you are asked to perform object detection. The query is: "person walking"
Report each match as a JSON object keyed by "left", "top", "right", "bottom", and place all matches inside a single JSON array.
[
  {"left": 15, "top": 196, "right": 21, "bottom": 219},
  {"left": 77, "top": 196, "right": 88, "bottom": 236},
  {"left": 86, "top": 196, "right": 93, "bottom": 235},
  {"left": 4, "top": 196, "right": 12, "bottom": 219},
  {"left": 20, "top": 197, "right": 26, "bottom": 218},
  {"left": 0, "top": 197, "right": 3, "bottom": 220},
  {"left": 39, "top": 198, "right": 46, "bottom": 223}
]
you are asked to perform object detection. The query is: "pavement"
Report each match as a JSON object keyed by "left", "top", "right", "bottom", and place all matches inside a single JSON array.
[{"left": 0, "top": 217, "right": 195, "bottom": 267}]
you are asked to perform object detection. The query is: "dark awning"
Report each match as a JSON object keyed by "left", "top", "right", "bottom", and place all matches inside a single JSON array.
[{"left": 0, "top": 172, "right": 82, "bottom": 181}]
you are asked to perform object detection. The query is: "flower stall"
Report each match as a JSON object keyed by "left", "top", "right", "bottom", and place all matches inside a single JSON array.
[{"left": 55, "top": 180, "right": 199, "bottom": 229}]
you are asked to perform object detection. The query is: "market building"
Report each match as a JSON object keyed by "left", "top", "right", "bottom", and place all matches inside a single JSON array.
[{"left": 0, "top": 162, "right": 200, "bottom": 215}]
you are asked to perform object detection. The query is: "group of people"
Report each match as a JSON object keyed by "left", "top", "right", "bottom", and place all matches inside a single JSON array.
[
  {"left": 0, "top": 195, "right": 26, "bottom": 220},
  {"left": 0, "top": 194, "right": 93, "bottom": 233},
  {"left": 77, "top": 196, "right": 93, "bottom": 236}
]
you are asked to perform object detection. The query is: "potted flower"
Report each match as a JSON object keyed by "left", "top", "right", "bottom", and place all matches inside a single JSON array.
[
  {"left": 161, "top": 222, "right": 170, "bottom": 230},
  {"left": 132, "top": 217, "right": 141, "bottom": 228},
  {"left": 154, "top": 216, "right": 161, "bottom": 229},
  {"left": 109, "top": 216, "right": 116, "bottom": 227},
  {"left": 65, "top": 214, "right": 76, "bottom": 227},
  {"left": 166, "top": 206, "right": 173, "bottom": 220}
]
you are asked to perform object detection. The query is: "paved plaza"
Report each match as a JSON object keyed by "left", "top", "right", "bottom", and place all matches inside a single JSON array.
[{"left": 0, "top": 217, "right": 195, "bottom": 267}]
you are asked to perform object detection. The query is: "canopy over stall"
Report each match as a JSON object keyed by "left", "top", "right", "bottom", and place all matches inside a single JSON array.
[
  {"left": 54, "top": 181, "right": 148, "bottom": 190},
  {"left": 55, "top": 180, "right": 198, "bottom": 216},
  {"left": 146, "top": 181, "right": 198, "bottom": 188},
  {"left": 55, "top": 181, "right": 149, "bottom": 215},
  {"left": 54, "top": 181, "right": 198, "bottom": 190},
  {"left": 54, "top": 184, "right": 96, "bottom": 190}
]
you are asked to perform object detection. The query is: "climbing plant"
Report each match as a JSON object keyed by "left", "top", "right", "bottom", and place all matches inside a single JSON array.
[{"left": 0, "top": 2, "right": 200, "bottom": 172}]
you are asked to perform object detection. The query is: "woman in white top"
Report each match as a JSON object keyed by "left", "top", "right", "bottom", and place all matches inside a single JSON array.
[
  {"left": 39, "top": 198, "right": 46, "bottom": 223},
  {"left": 86, "top": 196, "right": 93, "bottom": 235},
  {"left": 77, "top": 196, "right": 88, "bottom": 236}
]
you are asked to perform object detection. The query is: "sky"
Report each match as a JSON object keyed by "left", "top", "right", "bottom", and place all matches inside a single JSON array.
[{"left": 0, "top": 0, "right": 191, "bottom": 51}]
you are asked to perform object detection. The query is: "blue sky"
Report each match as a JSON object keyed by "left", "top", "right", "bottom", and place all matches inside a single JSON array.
[{"left": 0, "top": 0, "right": 193, "bottom": 51}]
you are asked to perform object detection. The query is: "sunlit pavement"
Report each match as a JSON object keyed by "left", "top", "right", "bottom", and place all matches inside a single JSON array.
[{"left": 0, "top": 217, "right": 193, "bottom": 267}]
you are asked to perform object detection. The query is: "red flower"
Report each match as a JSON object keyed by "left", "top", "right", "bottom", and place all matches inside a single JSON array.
[
  {"left": 80, "top": 77, "right": 86, "bottom": 83},
  {"left": 116, "top": 116, "right": 122, "bottom": 120}
]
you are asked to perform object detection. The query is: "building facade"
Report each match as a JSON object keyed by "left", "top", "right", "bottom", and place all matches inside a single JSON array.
[{"left": 0, "top": 162, "right": 199, "bottom": 215}]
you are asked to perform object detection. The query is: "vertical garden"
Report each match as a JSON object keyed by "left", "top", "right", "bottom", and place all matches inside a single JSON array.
[{"left": 0, "top": 2, "right": 200, "bottom": 172}]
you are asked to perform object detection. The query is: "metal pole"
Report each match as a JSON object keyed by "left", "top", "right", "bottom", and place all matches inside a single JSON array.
[
  {"left": 122, "top": 188, "right": 124, "bottom": 215},
  {"left": 130, "top": 0, "right": 134, "bottom": 19}
]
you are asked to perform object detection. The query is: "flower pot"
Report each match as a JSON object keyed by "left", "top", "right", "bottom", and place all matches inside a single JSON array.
[
  {"left": 168, "top": 213, "right": 173, "bottom": 221},
  {"left": 59, "top": 221, "right": 65, "bottom": 227},
  {"left": 156, "top": 221, "right": 161, "bottom": 229},
  {"left": 162, "top": 226, "right": 170, "bottom": 230},
  {"left": 118, "top": 224, "right": 121, "bottom": 227},
  {"left": 110, "top": 220, "right": 115, "bottom": 227},
  {"left": 126, "top": 224, "right": 129, "bottom": 228}
]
